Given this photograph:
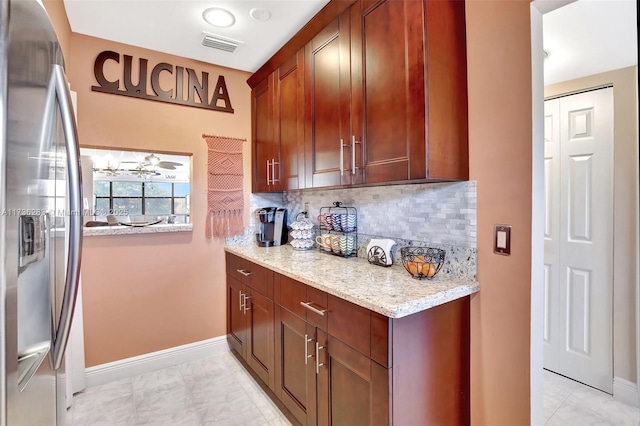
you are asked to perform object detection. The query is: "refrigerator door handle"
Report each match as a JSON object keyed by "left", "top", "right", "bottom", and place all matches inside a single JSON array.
[{"left": 46, "top": 64, "right": 83, "bottom": 370}]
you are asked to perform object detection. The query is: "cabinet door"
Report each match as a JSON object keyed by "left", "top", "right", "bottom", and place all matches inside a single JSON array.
[
  {"left": 317, "top": 331, "right": 390, "bottom": 426},
  {"left": 246, "top": 288, "right": 275, "bottom": 390},
  {"left": 351, "top": 0, "right": 427, "bottom": 185},
  {"left": 227, "top": 276, "right": 247, "bottom": 358},
  {"left": 304, "top": 13, "right": 352, "bottom": 188},
  {"left": 275, "top": 50, "right": 305, "bottom": 190},
  {"left": 252, "top": 74, "right": 277, "bottom": 192},
  {"left": 275, "top": 307, "right": 318, "bottom": 426}
]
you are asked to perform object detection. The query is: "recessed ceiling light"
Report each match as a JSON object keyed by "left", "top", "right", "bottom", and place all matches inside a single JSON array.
[
  {"left": 249, "top": 8, "right": 271, "bottom": 22},
  {"left": 203, "top": 7, "right": 235, "bottom": 28}
]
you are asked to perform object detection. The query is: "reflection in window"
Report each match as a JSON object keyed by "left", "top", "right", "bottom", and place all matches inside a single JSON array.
[
  {"left": 81, "top": 148, "right": 191, "bottom": 224},
  {"left": 95, "top": 181, "right": 190, "bottom": 222}
]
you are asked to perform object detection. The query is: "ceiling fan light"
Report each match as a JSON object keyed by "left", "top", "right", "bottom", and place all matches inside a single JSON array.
[{"left": 203, "top": 7, "right": 235, "bottom": 28}]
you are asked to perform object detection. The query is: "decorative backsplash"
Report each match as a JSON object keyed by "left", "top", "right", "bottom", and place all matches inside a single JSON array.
[
  {"left": 239, "top": 181, "right": 477, "bottom": 280},
  {"left": 284, "top": 181, "right": 476, "bottom": 248}
]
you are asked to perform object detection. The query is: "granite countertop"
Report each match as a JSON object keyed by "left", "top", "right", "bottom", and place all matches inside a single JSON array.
[
  {"left": 225, "top": 242, "right": 479, "bottom": 319},
  {"left": 84, "top": 223, "right": 193, "bottom": 237}
]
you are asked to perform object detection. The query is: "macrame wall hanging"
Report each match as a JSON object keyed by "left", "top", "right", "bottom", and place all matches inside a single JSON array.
[{"left": 202, "top": 134, "right": 246, "bottom": 238}]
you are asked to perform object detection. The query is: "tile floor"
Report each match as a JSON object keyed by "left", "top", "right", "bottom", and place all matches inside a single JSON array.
[
  {"left": 69, "top": 350, "right": 640, "bottom": 426},
  {"left": 68, "top": 349, "right": 293, "bottom": 426},
  {"left": 543, "top": 369, "right": 640, "bottom": 425}
]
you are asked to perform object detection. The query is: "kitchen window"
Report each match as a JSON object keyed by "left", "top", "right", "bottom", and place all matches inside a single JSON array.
[{"left": 93, "top": 181, "right": 190, "bottom": 222}]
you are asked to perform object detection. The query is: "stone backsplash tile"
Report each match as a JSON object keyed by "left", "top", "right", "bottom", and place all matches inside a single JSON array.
[
  {"left": 283, "top": 181, "right": 476, "bottom": 248},
  {"left": 241, "top": 181, "right": 477, "bottom": 279}
]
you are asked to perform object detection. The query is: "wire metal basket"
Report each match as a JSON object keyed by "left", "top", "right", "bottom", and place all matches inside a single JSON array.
[{"left": 400, "top": 247, "right": 445, "bottom": 279}]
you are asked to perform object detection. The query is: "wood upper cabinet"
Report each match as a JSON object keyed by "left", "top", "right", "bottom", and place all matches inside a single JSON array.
[
  {"left": 304, "top": 13, "right": 353, "bottom": 188},
  {"left": 351, "top": 0, "right": 468, "bottom": 184},
  {"left": 252, "top": 75, "right": 277, "bottom": 192},
  {"left": 350, "top": 0, "right": 427, "bottom": 184},
  {"left": 275, "top": 50, "right": 305, "bottom": 190},
  {"left": 251, "top": 0, "right": 467, "bottom": 190},
  {"left": 252, "top": 49, "right": 306, "bottom": 193},
  {"left": 300, "top": 0, "right": 467, "bottom": 188}
]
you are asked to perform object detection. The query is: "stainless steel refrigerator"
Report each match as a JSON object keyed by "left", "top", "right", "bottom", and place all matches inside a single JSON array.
[{"left": 1, "top": 0, "right": 83, "bottom": 425}]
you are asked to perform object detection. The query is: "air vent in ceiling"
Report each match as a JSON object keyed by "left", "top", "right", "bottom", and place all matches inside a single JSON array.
[{"left": 201, "top": 32, "right": 244, "bottom": 53}]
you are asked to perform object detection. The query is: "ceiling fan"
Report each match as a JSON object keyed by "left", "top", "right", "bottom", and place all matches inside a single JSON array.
[{"left": 144, "top": 154, "right": 183, "bottom": 170}]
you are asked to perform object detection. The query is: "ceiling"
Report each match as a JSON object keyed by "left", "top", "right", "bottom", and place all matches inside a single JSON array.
[
  {"left": 63, "top": 0, "right": 330, "bottom": 73},
  {"left": 62, "top": 0, "right": 637, "bottom": 83},
  {"left": 81, "top": 148, "right": 191, "bottom": 182},
  {"left": 542, "top": 0, "right": 637, "bottom": 85}
]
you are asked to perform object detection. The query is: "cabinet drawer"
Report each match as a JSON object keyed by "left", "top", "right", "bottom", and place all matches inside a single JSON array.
[
  {"left": 225, "top": 252, "right": 245, "bottom": 282},
  {"left": 327, "top": 297, "right": 390, "bottom": 367},
  {"left": 276, "top": 274, "right": 307, "bottom": 318},
  {"left": 244, "top": 262, "right": 274, "bottom": 299},
  {"left": 304, "top": 286, "right": 328, "bottom": 331},
  {"left": 328, "top": 295, "right": 371, "bottom": 358}
]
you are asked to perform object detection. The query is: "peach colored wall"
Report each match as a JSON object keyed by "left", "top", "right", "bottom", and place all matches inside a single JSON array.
[
  {"left": 42, "top": 0, "right": 71, "bottom": 65},
  {"left": 466, "top": 1, "right": 533, "bottom": 424},
  {"left": 68, "top": 34, "right": 251, "bottom": 367}
]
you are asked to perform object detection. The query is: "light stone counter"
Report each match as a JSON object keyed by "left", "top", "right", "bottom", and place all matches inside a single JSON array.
[
  {"left": 225, "top": 242, "right": 479, "bottom": 318},
  {"left": 83, "top": 223, "right": 193, "bottom": 237}
]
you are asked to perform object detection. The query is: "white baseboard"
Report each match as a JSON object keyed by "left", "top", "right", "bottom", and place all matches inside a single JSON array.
[
  {"left": 613, "top": 377, "right": 639, "bottom": 407},
  {"left": 84, "top": 336, "right": 228, "bottom": 389}
]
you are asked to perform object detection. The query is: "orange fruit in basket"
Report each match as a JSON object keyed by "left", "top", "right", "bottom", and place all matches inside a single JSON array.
[
  {"left": 406, "top": 261, "right": 419, "bottom": 276},
  {"left": 413, "top": 255, "right": 427, "bottom": 263},
  {"left": 421, "top": 263, "right": 437, "bottom": 277}
]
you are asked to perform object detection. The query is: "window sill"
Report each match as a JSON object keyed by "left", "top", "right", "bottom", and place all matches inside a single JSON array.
[{"left": 83, "top": 223, "right": 193, "bottom": 237}]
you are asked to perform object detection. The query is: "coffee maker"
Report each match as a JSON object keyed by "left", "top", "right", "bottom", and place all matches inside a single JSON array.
[{"left": 256, "top": 207, "right": 287, "bottom": 247}]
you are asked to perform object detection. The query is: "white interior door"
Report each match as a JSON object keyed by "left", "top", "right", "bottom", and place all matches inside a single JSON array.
[{"left": 543, "top": 87, "right": 614, "bottom": 393}]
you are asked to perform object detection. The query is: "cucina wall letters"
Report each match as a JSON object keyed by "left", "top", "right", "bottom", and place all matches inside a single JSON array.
[{"left": 91, "top": 50, "right": 234, "bottom": 113}]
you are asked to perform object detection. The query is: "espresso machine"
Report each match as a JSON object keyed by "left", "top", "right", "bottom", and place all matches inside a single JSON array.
[{"left": 256, "top": 207, "right": 287, "bottom": 247}]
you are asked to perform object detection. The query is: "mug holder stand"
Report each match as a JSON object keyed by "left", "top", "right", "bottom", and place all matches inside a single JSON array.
[{"left": 317, "top": 201, "right": 358, "bottom": 258}]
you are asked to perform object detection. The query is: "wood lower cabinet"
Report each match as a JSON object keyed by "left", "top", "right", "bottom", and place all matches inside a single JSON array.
[
  {"left": 226, "top": 252, "right": 470, "bottom": 425},
  {"left": 246, "top": 287, "right": 275, "bottom": 390},
  {"left": 226, "top": 275, "right": 247, "bottom": 358},
  {"left": 274, "top": 307, "right": 318, "bottom": 426},
  {"left": 226, "top": 253, "right": 275, "bottom": 391}
]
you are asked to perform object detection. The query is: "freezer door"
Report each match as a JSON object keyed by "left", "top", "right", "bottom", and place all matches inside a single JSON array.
[{"left": 2, "top": 1, "right": 82, "bottom": 426}]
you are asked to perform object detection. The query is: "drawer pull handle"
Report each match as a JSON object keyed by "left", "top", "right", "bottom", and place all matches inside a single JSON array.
[
  {"left": 316, "top": 342, "right": 325, "bottom": 374},
  {"left": 304, "top": 334, "right": 314, "bottom": 365},
  {"left": 239, "top": 291, "right": 244, "bottom": 311},
  {"left": 236, "top": 269, "right": 253, "bottom": 277},
  {"left": 300, "top": 301, "right": 327, "bottom": 316}
]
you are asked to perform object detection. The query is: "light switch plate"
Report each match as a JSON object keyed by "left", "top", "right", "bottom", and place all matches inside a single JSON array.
[{"left": 494, "top": 224, "right": 511, "bottom": 256}]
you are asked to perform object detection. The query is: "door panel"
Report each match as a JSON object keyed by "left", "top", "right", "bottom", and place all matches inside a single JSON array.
[
  {"left": 274, "top": 307, "right": 317, "bottom": 426},
  {"left": 304, "top": 15, "right": 352, "bottom": 188},
  {"left": 247, "top": 289, "right": 274, "bottom": 389},
  {"left": 227, "top": 277, "right": 245, "bottom": 357},
  {"left": 276, "top": 51, "right": 305, "bottom": 190},
  {"left": 351, "top": 0, "right": 426, "bottom": 184},
  {"left": 543, "top": 87, "right": 613, "bottom": 393},
  {"left": 252, "top": 75, "right": 275, "bottom": 192}
]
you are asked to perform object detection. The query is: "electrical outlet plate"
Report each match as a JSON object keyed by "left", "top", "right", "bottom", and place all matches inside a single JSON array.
[{"left": 494, "top": 224, "right": 511, "bottom": 256}]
